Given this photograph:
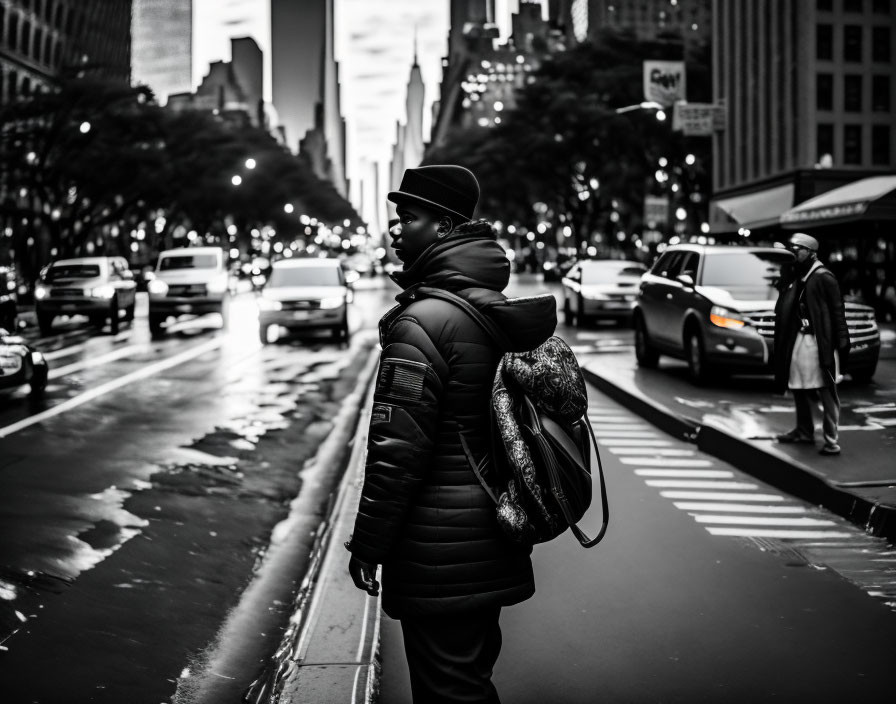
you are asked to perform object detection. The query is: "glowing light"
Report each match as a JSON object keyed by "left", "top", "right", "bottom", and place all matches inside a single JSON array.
[
  {"left": 656, "top": 110, "right": 667, "bottom": 121},
  {"left": 245, "top": 158, "right": 257, "bottom": 169},
  {"left": 676, "top": 207, "right": 688, "bottom": 221},
  {"left": 284, "top": 204, "right": 294, "bottom": 213},
  {"left": 231, "top": 175, "right": 242, "bottom": 186},
  {"left": 686, "top": 154, "right": 696, "bottom": 165},
  {"left": 79, "top": 122, "right": 91, "bottom": 133}
]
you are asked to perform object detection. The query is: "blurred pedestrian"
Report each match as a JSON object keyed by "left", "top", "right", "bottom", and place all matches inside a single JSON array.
[
  {"left": 345, "top": 165, "right": 556, "bottom": 703},
  {"left": 773, "top": 233, "right": 850, "bottom": 455}
]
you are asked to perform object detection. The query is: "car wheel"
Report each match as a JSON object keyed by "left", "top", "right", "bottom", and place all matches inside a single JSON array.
[
  {"left": 634, "top": 315, "right": 659, "bottom": 368},
  {"left": 686, "top": 329, "right": 709, "bottom": 384},
  {"left": 850, "top": 364, "right": 877, "bottom": 384},
  {"left": 575, "top": 295, "right": 587, "bottom": 328},
  {"left": 29, "top": 359, "right": 48, "bottom": 396},
  {"left": 259, "top": 324, "right": 271, "bottom": 345},
  {"left": 37, "top": 310, "right": 54, "bottom": 337},
  {"left": 108, "top": 297, "right": 120, "bottom": 335},
  {"left": 149, "top": 313, "right": 165, "bottom": 338},
  {"left": 563, "top": 298, "right": 574, "bottom": 326}
]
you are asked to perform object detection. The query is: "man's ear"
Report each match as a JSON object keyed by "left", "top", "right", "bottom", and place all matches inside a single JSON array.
[{"left": 436, "top": 216, "right": 454, "bottom": 238}]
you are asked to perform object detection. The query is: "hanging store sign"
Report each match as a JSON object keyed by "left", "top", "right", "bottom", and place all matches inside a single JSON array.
[
  {"left": 643, "top": 61, "right": 686, "bottom": 107},
  {"left": 673, "top": 102, "right": 718, "bottom": 135}
]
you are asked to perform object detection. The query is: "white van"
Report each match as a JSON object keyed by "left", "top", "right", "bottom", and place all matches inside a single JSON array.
[{"left": 148, "top": 247, "right": 229, "bottom": 336}]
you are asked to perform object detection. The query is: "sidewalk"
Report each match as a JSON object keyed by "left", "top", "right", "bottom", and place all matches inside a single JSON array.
[{"left": 274, "top": 324, "right": 896, "bottom": 703}]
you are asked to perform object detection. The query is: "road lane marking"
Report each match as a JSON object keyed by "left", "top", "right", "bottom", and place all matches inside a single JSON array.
[
  {"left": 620, "top": 457, "right": 714, "bottom": 466},
  {"left": 635, "top": 469, "right": 734, "bottom": 478},
  {"left": 673, "top": 502, "right": 808, "bottom": 513},
  {"left": 43, "top": 343, "right": 87, "bottom": 361},
  {"left": 646, "top": 480, "right": 759, "bottom": 490},
  {"left": 0, "top": 337, "right": 223, "bottom": 439},
  {"left": 705, "top": 527, "right": 854, "bottom": 539},
  {"left": 694, "top": 515, "right": 838, "bottom": 526},
  {"left": 48, "top": 344, "right": 143, "bottom": 380},
  {"left": 607, "top": 447, "right": 696, "bottom": 456},
  {"left": 600, "top": 439, "right": 673, "bottom": 446},
  {"left": 659, "top": 491, "right": 787, "bottom": 501}
]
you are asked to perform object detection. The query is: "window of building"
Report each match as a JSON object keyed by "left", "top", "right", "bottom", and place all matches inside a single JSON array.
[
  {"left": 817, "top": 123, "right": 835, "bottom": 162},
  {"left": 817, "top": 0, "right": 833, "bottom": 9},
  {"left": 872, "top": 125, "right": 890, "bottom": 165},
  {"left": 844, "top": 25, "right": 863, "bottom": 61},
  {"left": 23, "top": 19, "right": 31, "bottom": 56},
  {"left": 21, "top": 76, "right": 31, "bottom": 95},
  {"left": 872, "top": 0, "right": 890, "bottom": 13},
  {"left": 872, "top": 75, "right": 891, "bottom": 111},
  {"left": 872, "top": 26, "right": 891, "bottom": 61},
  {"left": 9, "top": 13, "right": 18, "bottom": 52},
  {"left": 817, "top": 24, "right": 833, "bottom": 60},
  {"left": 0, "top": 6, "right": 5, "bottom": 37},
  {"left": 844, "top": 74, "right": 863, "bottom": 111},
  {"left": 817, "top": 73, "right": 834, "bottom": 110},
  {"left": 53, "top": 3, "right": 63, "bottom": 30},
  {"left": 843, "top": 0, "right": 863, "bottom": 12},
  {"left": 844, "top": 124, "right": 863, "bottom": 163}
]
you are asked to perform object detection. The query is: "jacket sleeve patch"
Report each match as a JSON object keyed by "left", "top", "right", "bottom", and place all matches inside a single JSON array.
[
  {"left": 375, "top": 358, "right": 429, "bottom": 402},
  {"left": 371, "top": 403, "right": 393, "bottom": 425}
]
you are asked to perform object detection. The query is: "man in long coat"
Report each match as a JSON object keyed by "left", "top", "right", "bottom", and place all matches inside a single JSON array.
[
  {"left": 773, "top": 232, "right": 850, "bottom": 455},
  {"left": 346, "top": 165, "right": 557, "bottom": 702}
]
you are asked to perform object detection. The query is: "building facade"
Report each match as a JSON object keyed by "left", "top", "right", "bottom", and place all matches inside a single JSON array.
[
  {"left": 390, "top": 49, "right": 425, "bottom": 194},
  {"left": 167, "top": 36, "right": 264, "bottom": 129},
  {"left": 586, "top": 0, "right": 711, "bottom": 45},
  {"left": 131, "top": 0, "right": 191, "bottom": 105},
  {"left": 0, "top": 0, "right": 132, "bottom": 102},
  {"left": 710, "top": 0, "right": 895, "bottom": 232},
  {"left": 270, "top": 0, "right": 346, "bottom": 196}
]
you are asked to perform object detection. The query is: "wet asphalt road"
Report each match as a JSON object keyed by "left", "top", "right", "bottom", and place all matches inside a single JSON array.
[{"left": 2, "top": 274, "right": 895, "bottom": 703}]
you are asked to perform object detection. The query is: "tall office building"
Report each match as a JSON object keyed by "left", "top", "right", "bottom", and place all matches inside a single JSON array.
[
  {"left": 271, "top": 0, "right": 346, "bottom": 196},
  {"left": 391, "top": 47, "right": 425, "bottom": 189},
  {"left": 587, "top": 0, "right": 711, "bottom": 45},
  {"left": 0, "top": 0, "right": 132, "bottom": 102},
  {"left": 132, "top": 0, "right": 192, "bottom": 104},
  {"left": 710, "top": 0, "right": 895, "bottom": 233}
]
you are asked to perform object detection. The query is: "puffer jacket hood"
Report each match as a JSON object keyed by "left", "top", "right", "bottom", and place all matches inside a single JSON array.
[{"left": 392, "top": 220, "right": 556, "bottom": 352}]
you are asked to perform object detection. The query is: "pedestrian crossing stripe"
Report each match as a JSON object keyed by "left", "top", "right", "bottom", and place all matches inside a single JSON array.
[
  {"left": 634, "top": 469, "right": 734, "bottom": 478},
  {"left": 621, "top": 458, "right": 715, "bottom": 467},
  {"left": 694, "top": 515, "right": 837, "bottom": 526},
  {"left": 673, "top": 502, "right": 808, "bottom": 513},
  {"left": 706, "top": 527, "right": 855, "bottom": 539},
  {"left": 645, "top": 480, "right": 760, "bottom": 490}
]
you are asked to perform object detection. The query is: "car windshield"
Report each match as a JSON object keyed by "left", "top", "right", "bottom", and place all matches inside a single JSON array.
[
  {"left": 268, "top": 266, "right": 342, "bottom": 287},
  {"left": 581, "top": 263, "right": 646, "bottom": 284},
  {"left": 159, "top": 254, "right": 219, "bottom": 270},
  {"left": 45, "top": 264, "right": 101, "bottom": 281},
  {"left": 701, "top": 252, "right": 791, "bottom": 287}
]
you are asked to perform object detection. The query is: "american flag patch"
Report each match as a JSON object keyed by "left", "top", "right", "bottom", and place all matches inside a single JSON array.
[{"left": 375, "top": 358, "right": 430, "bottom": 402}]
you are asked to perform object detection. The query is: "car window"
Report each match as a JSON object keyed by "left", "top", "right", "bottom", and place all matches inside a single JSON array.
[
  {"left": 159, "top": 254, "right": 219, "bottom": 271},
  {"left": 677, "top": 252, "right": 699, "bottom": 279},
  {"left": 45, "top": 264, "right": 101, "bottom": 281},
  {"left": 268, "top": 266, "right": 343, "bottom": 287},
  {"left": 655, "top": 252, "right": 685, "bottom": 279},
  {"left": 701, "top": 251, "right": 792, "bottom": 287}
]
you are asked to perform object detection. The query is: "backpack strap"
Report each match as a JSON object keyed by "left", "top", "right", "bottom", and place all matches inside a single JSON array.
[{"left": 415, "top": 286, "right": 512, "bottom": 350}]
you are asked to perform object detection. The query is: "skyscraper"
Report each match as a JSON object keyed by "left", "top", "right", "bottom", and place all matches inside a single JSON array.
[
  {"left": 132, "top": 0, "right": 192, "bottom": 104},
  {"left": 0, "top": 0, "right": 132, "bottom": 102},
  {"left": 271, "top": 0, "right": 346, "bottom": 196}
]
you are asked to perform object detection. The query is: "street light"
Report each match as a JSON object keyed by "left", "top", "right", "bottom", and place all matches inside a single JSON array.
[{"left": 614, "top": 101, "right": 664, "bottom": 114}]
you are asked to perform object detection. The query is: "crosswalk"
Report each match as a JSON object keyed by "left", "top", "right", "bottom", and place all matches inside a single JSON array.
[{"left": 589, "top": 403, "right": 896, "bottom": 610}]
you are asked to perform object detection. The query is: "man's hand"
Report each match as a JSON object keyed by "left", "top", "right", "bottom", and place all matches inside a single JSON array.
[{"left": 348, "top": 555, "right": 380, "bottom": 596}]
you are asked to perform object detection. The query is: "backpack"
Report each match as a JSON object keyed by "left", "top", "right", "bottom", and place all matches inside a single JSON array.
[{"left": 418, "top": 287, "right": 609, "bottom": 549}]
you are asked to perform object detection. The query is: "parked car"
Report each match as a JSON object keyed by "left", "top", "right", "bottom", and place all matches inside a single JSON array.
[
  {"left": 257, "top": 258, "right": 351, "bottom": 344},
  {"left": 561, "top": 259, "right": 648, "bottom": 326},
  {"left": 33, "top": 257, "right": 137, "bottom": 336},
  {"left": 147, "top": 247, "right": 230, "bottom": 337},
  {"left": 0, "top": 266, "right": 18, "bottom": 331},
  {"left": 0, "top": 327, "right": 48, "bottom": 396},
  {"left": 632, "top": 244, "right": 881, "bottom": 383}
]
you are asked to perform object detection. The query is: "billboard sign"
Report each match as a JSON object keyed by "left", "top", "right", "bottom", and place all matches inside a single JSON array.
[{"left": 643, "top": 61, "right": 686, "bottom": 107}]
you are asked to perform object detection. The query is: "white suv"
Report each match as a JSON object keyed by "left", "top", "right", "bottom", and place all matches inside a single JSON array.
[{"left": 148, "top": 247, "right": 229, "bottom": 337}]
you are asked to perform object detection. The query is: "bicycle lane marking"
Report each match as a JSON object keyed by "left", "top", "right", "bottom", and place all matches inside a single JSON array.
[{"left": 0, "top": 337, "right": 223, "bottom": 439}]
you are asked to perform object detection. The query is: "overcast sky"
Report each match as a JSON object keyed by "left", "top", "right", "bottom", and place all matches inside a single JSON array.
[{"left": 192, "top": 1, "right": 545, "bottom": 192}]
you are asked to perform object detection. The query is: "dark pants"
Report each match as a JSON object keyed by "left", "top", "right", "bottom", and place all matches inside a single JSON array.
[
  {"left": 400, "top": 608, "right": 502, "bottom": 704},
  {"left": 793, "top": 386, "right": 840, "bottom": 447}
]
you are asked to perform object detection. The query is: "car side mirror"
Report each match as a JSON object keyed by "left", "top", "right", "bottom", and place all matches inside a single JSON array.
[{"left": 676, "top": 273, "right": 695, "bottom": 288}]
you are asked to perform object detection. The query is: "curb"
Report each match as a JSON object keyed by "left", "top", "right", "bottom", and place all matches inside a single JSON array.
[
  {"left": 253, "top": 348, "right": 382, "bottom": 704},
  {"left": 581, "top": 366, "right": 896, "bottom": 544}
]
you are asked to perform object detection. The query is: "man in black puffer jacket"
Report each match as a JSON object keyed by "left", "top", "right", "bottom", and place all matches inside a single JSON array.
[{"left": 346, "top": 165, "right": 556, "bottom": 703}]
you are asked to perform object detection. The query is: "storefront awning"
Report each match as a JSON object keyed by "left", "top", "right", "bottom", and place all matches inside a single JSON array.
[
  {"left": 780, "top": 175, "right": 896, "bottom": 229},
  {"left": 711, "top": 183, "right": 794, "bottom": 232}
]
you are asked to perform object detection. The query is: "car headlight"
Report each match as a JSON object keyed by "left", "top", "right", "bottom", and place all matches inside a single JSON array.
[
  {"left": 257, "top": 297, "right": 282, "bottom": 311},
  {"left": 148, "top": 279, "right": 169, "bottom": 295},
  {"left": 319, "top": 296, "right": 344, "bottom": 310},
  {"left": 710, "top": 305, "right": 745, "bottom": 329},
  {"left": 207, "top": 275, "right": 229, "bottom": 294},
  {"left": 91, "top": 285, "right": 116, "bottom": 299},
  {"left": 35, "top": 285, "right": 49, "bottom": 300}
]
